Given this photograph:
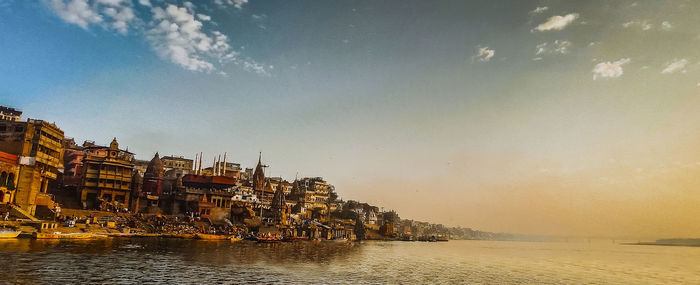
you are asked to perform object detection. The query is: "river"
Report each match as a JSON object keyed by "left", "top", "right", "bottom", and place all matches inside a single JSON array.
[{"left": 0, "top": 238, "right": 697, "bottom": 284}]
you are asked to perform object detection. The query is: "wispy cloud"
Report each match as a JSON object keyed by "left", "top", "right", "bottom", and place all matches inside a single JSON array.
[
  {"left": 473, "top": 46, "right": 495, "bottom": 62},
  {"left": 535, "top": 40, "right": 572, "bottom": 56},
  {"left": 661, "top": 59, "right": 688, "bottom": 74},
  {"left": 661, "top": 21, "right": 672, "bottom": 31},
  {"left": 530, "top": 6, "right": 548, "bottom": 14},
  {"left": 592, "top": 58, "right": 631, "bottom": 80},
  {"left": 622, "top": 20, "right": 652, "bottom": 31},
  {"left": 534, "top": 13, "right": 579, "bottom": 31},
  {"left": 214, "top": 0, "right": 248, "bottom": 9}
]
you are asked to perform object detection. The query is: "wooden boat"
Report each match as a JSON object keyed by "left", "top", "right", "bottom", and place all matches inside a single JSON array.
[
  {"left": 107, "top": 233, "right": 137, "bottom": 238},
  {"left": 0, "top": 231, "right": 21, "bottom": 238},
  {"left": 229, "top": 237, "right": 242, "bottom": 242},
  {"left": 257, "top": 235, "right": 283, "bottom": 243},
  {"left": 195, "top": 233, "right": 229, "bottom": 240},
  {"left": 132, "top": 233, "right": 161, "bottom": 238},
  {"left": 34, "top": 232, "right": 93, "bottom": 239},
  {"left": 326, "top": 238, "right": 349, "bottom": 243},
  {"left": 172, "top": 233, "right": 196, "bottom": 239}
]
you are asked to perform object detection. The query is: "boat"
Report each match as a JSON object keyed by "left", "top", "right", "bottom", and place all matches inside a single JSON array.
[
  {"left": 294, "top": 236, "right": 309, "bottom": 241},
  {"left": 132, "top": 233, "right": 161, "bottom": 238},
  {"left": 34, "top": 232, "right": 93, "bottom": 239},
  {"left": 0, "top": 231, "right": 21, "bottom": 238},
  {"left": 257, "top": 235, "right": 283, "bottom": 243},
  {"left": 195, "top": 233, "right": 229, "bottom": 240},
  {"left": 257, "top": 238, "right": 282, "bottom": 243},
  {"left": 171, "top": 233, "right": 196, "bottom": 239},
  {"left": 107, "top": 233, "right": 137, "bottom": 238},
  {"left": 326, "top": 238, "right": 349, "bottom": 243},
  {"left": 229, "top": 237, "right": 242, "bottom": 242}
]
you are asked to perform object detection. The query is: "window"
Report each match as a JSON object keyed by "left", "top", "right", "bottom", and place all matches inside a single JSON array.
[
  {"left": 0, "top": 125, "right": 6, "bottom": 132},
  {"left": 14, "top": 126, "right": 23, "bottom": 132}
]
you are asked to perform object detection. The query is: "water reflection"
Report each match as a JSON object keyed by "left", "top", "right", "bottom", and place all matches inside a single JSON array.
[{"left": 1, "top": 239, "right": 699, "bottom": 284}]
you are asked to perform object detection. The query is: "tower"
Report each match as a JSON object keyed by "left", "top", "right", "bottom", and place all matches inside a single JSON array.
[{"left": 143, "top": 152, "right": 164, "bottom": 195}]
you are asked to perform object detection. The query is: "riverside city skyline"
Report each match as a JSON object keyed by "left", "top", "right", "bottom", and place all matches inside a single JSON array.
[{"left": 3, "top": 0, "right": 700, "bottom": 239}]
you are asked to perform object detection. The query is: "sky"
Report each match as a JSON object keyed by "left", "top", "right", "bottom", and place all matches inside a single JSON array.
[{"left": 2, "top": 0, "right": 700, "bottom": 239}]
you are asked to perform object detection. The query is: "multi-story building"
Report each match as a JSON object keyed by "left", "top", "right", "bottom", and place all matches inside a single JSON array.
[
  {"left": 79, "top": 138, "right": 134, "bottom": 210},
  {"left": 0, "top": 118, "right": 64, "bottom": 215},
  {"left": 160, "top": 155, "right": 193, "bottom": 171},
  {"left": 0, "top": 106, "right": 22, "bottom": 121},
  {"left": 0, "top": 151, "right": 19, "bottom": 203},
  {"left": 62, "top": 138, "right": 86, "bottom": 191}
]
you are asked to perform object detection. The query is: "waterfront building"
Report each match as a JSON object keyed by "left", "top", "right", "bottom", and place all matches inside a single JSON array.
[
  {"left": 288, "top": 177, "right": 333, "bottom": 217},
  {"left": 160, "top": 155, "right": 193, "bottom": 172},
  {"left": 0, "top": 118, "right": 64, "bottom": 215},
  {"left": 78, "top": 138, "right": 134, "bottom": 210},
  {"left": 170, "top": 174, "right": 238, "bottom": 217},
  {"left": 0, "top": 106, "right": 22, "bottom": 122},
  {"left": 61, "top": 138, "right": 86, "bottom": 192},
  {"left": 0, "top": 151, "right": 19, "bottom": 203}
]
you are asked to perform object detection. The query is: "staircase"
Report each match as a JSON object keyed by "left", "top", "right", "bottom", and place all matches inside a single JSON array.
[{"left": 0, "top": 203, "right": 40, "bottom": 221}]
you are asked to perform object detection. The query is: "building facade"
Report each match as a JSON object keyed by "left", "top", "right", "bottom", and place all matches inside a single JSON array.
[
  {"left": 0, "top": 151, "right": 19, "bottom": 203},
  {"left": 79, "top": 138, "right": 134, "bottom": 210},
  {"left": 0, "top": 118, "right": 64, "bottom": 215},
  {"left": 160, "top": 155, "right": 193, "bottom": 171},
  {"left": 0, "top": 106, "right": 22, "bottom": 122}
]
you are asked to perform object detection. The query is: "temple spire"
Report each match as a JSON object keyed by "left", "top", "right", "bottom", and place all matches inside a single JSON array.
[{"left": 222, "top": 152, "right": 227, "bottom": 176}]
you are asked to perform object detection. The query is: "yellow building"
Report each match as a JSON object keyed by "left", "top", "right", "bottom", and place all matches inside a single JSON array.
[
  {"left": 0, "top": 151, "right": 19, "bottom": 203},
  {"left": 79, "top": 138, "right": 134, "bottom": 210},
  {"left": 0, "top": 118, "right": 64, "bottom": 215}
]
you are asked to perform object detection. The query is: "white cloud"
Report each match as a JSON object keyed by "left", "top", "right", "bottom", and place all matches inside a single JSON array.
[
  {"left": 196, "top": 13, "right": 211, "bottom": 21},
  {"left": 102, "top": 5, "right": 134, "bottom": 34},
  {"left": 661, "top": 59, "right": 688, "bottom": 74},
  {"left": 48, "top": 0, "right": 103, "bottom": 29},
  {"left": 147, "top": 5, "right": 230, "bottom": 72},
  {"left": 534, "top": 13, "right": 579, "bottom": 31},
  {"left": 46, "top": 0, "right": 266, "bottom": 74},
  {"left": 48, "top": 0, "right": 135, "bottom": 34},
  {"left": 535, "top": 40, "right": 572, "bottom": 56},
  {"left": 661, "top": 21, "right": 672, "bottom": 31},
  {"left": 214, "top": 0, "right": 248, "bottom": 9},
  {"left": 592, "top": 58, "right": 631, "bottom": 80},
  {"left": 531, "top": 6, "right": 548, "bottom": 14},
  {"left": 473, "top": 46, "right": 495, "bottom": 62}
]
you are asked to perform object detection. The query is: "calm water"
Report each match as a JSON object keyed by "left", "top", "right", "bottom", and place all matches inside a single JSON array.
[{"left": 0, "top": 238, "right": 698, "bottom": 284}]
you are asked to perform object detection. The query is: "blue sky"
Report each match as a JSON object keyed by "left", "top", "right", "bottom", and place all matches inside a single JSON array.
[{"left": 3, "top": 0, "right": 700, "bottom": 237}]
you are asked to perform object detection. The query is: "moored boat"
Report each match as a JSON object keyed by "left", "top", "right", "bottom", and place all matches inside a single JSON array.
[
  {"left": 132, "top": 233, "right": 161, "bottom": 238},
  {"left": 257, "top": 237, "right": 282, "bottom": 243},
  {"left": 229, "top": 237, "right": 242, "bottom": 242},
  {"left": 107, "top": 233, "right": 137, "bottom": 238},
  {"left": 34, "top": 232, "right": 93, "bottom": 239},
  {"left": 172, "top": 233, "right": 196, "bottom": 239},
  {"left": 0, "top": 230, "right": 21, "bottom": 238},
  {"left": 195, "top": 233, "right": 229, "bottom": 240}
]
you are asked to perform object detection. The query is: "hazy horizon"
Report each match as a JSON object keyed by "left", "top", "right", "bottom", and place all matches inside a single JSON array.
[{"left": 3, "top": 0, "right": 700, "bottom": 239}]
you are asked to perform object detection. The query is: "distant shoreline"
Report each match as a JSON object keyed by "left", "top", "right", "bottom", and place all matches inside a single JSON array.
[{"left": 622, "top": 238, "right": 700, "bottom": 248}]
